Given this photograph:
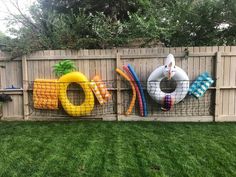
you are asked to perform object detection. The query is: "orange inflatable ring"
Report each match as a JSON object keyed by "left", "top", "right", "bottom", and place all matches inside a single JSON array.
[{"left": 116, "top": 68, "right": 136, "bottom": 115}]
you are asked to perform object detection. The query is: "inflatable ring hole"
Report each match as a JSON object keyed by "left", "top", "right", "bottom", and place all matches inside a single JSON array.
[
  {"left": 160, "top": 78, "right": 177, "bottom": 93},
  {"left": 66, "top": 82, "right": 85, "bottom": 105}
]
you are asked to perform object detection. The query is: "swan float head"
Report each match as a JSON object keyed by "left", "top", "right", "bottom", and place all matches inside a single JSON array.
[{"left": 163, "top": 54, "right": 176, "bottom": 80}]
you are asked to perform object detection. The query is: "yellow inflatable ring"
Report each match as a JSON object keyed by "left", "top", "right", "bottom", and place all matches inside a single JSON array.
[{"left": 58, "top": 72, "right": 94, "bottom": 116}]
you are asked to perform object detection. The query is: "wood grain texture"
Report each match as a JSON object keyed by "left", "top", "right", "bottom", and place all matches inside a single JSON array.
[{"left": 0, "top": 47, "right": 235, "bottom": 121}]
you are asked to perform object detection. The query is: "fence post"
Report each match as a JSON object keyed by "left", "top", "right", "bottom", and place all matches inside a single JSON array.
[
  {"left": 116, "top": 53, "right": 121, "bottom": 120},
  {"left": 214, "top": 51, "right": 221, "bottom": 122},
  {"left": 22, "top": 55, "right": 29, "bottom": 120}
]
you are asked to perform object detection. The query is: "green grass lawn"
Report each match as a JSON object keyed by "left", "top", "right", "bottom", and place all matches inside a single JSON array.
[{"left": 0, "top": 122, "right": 236, "bottom": 177}]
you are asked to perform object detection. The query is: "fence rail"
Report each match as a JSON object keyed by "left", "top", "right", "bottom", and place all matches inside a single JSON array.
[{"left": 0, "top": 46, "right": 235, "bottom": 121}]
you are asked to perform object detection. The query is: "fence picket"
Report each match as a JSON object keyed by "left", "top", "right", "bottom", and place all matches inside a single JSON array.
[{"left": 0, "top": 47, "right": 235, "bottom": 121}]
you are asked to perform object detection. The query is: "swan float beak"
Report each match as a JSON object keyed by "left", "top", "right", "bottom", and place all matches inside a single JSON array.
[
  {"left": 163, "top": 54, "right": 176, "bottom": 80},
  {"left": 168, "top": 70, "right": 172, "bottom": 80}
]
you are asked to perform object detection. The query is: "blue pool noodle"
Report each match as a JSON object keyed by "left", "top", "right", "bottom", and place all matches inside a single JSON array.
[{"left": 127, "top": 64, "right": 148, "bottom": 116}]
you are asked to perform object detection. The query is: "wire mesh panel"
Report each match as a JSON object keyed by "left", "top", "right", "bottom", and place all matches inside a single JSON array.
[
  {"left": 28, "top": 78, "right": 214, "bottom": 119},
  {"left": 28, "top": 80, "right": 116, "bottom": 118},
  {"left": 119, "top": 79, "right": 214, "bottom": 117}
]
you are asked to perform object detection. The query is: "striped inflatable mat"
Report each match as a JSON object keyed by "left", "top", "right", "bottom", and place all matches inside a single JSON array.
[{"left": 188, "top": 72, "right": 214, "bottom": 98}]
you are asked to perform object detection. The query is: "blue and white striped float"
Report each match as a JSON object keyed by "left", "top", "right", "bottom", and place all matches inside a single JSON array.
[{"left": 188, "top": 72, "right": 214, "bottom": 98}]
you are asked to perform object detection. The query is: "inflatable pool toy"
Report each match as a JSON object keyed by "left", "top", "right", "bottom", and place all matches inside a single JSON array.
[
  {"left": 123, "top": 65, "right": 144, "bottom": 116},
  {"left": 127, "top": 64, "right": 148, "bottom": 116},
  {"left": 147, "top": 54, "right": 189, "bottom": 104},
  {"left": 89, "top": 81, "right": 105, "bottom": 104},
  {"left": 116, "top": 68, "right": 136, "bottom": 115},
  {"left": 92, "top": 75, "right": 111, "bottom": 101},
  {"left": 89, "top": 75, "right": 111, "bottom": 105},
  {"left": 189, "top": 72, "right": 214, "bottom": 98},
  {"left": 58, "top": 72, "right": 94, "bottom": 116},
  {"left": 33, "top": 79, "right": 59, "bottom": 110},
  {"left": 161, "top": 95, "right": 174, "bottom": 111}
]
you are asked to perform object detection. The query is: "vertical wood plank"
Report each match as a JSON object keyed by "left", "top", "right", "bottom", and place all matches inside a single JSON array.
[
  {"left": 186, "top": 47, "right": 193, "bottom": 116},
  {"left": 83, "top": 51, "right": 90, "bottom": 78},
  {"left": 230, "top": 46, "right": 236, "bottom": 116},
  {"left": 116, "top": 53, "right": 121, "bottom": 120},
  {"left": 199, "top": 47, "right": 207, "bottom": 115},
  {"left": 22, "top": 55, "right": 29, "bottom": 119},
  {"left": 205, "top": 47, "right": 213, "bottom": 115},
  {"left": 95, "top": 50, "right": 101, "bottom": 77},
  {"left": 0, "top": 61, "right": 6, "bottom": 89},
  {"left": 215, "top": 52, "right": 221, "bottom": 121},
  {"left": 223, "top": 47, "right": 230, "bottom": 116},
  {"left": 176, "top": 47, "right": 185, "bottom": 116},
  {"left": 193, "top": 47, "right": 200, "bottom": 115},
  {"left": 218, "top": 47, "right": 225, "bottom": 118},
  {"left": 89, "top": 50, "right": 96, "bottom": 79},
  {"left": 228, "top": 46, "right": 235, "bottom": 115}
]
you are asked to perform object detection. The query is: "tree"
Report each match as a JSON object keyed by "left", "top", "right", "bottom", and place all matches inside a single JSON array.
[
  {"left": 1, "top": 0, "right": 236, "bottom": 58},
  {"left": 38, "top": 0, "right": 150, "bottom": 21}
]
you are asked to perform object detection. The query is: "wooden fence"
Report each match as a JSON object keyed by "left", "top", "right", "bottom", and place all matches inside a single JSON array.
[{"left": 0, "top": 46, "right": 235, "bottom": 121}]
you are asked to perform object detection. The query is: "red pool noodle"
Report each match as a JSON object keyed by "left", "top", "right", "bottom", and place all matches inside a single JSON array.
[{"left": 123, "top": 65, "right": 144, "bottom": 117}]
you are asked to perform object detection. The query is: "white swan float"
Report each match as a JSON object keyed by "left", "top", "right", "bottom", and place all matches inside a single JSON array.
[{"left": 147, "top": 54, "right": 189, "bottom": 104}]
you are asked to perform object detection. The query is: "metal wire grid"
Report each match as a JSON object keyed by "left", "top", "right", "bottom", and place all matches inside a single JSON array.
[
  {"left": 120, "top": 79, "right": 214, "bottom": 117},
  {"left": 28, "top": 79, "right": 214, "bottom": 117},
  {"left": 28, "top": 80, "right": 116, "bottom": 117}
]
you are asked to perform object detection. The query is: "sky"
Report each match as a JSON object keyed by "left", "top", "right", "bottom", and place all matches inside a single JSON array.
[{"left": 0, "top": 0, "right": 36, "bottom": 35}]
